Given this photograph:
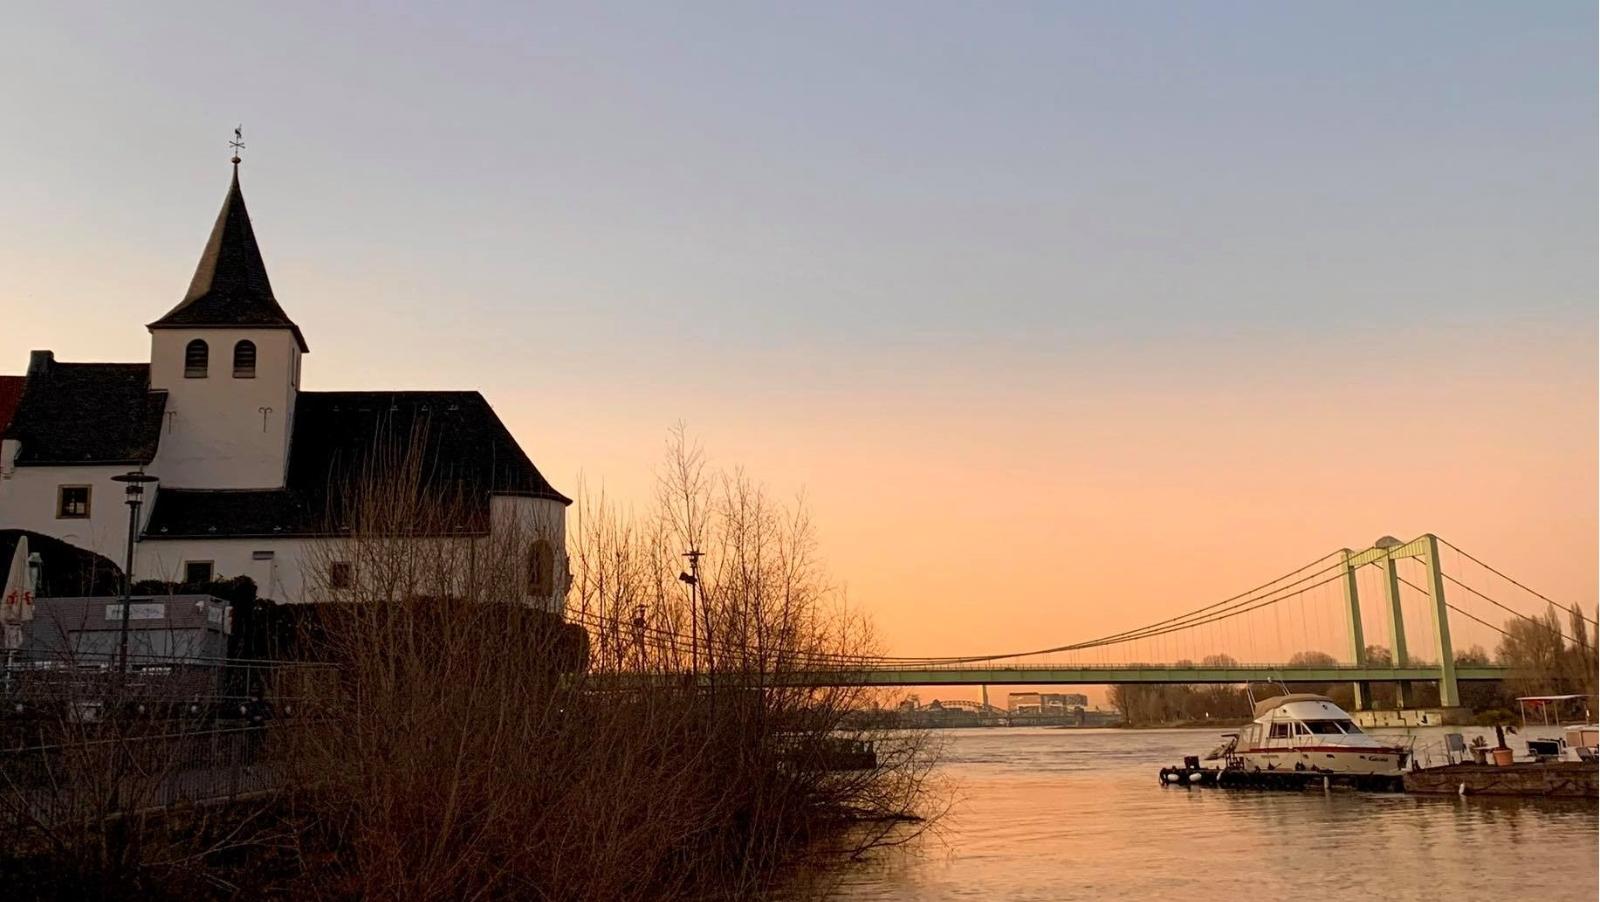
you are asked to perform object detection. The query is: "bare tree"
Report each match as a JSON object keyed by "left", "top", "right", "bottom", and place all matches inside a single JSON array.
[{"left": 277, "top": 425, "right": 939, "bottom": 899}]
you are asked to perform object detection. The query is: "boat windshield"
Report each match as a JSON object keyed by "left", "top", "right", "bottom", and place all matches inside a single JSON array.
[{"left": 1303, "top": 719, "right": 1363, "bottom": 735}]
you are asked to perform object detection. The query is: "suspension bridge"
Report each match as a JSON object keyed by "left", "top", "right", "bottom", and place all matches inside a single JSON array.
[{"left": 579, "top": 533, "right": 1596, "bottom": 713}]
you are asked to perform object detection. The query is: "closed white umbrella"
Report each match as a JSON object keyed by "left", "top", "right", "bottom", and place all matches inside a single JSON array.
[
  {"left": 2, "top": 535, "right": 32, "bottom": 623},
  {"left": 2, "top": 535, "right": 31, "bottom": 653}
]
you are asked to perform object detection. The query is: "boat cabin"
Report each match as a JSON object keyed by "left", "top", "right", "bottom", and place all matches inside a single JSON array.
[{"left": 1237, "top": 693, "right": 1368, "bottom": 751}]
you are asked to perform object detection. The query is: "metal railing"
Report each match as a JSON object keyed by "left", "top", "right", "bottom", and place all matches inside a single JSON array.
[
  {"left": 2, "top": 651, "right": 340, "bottom": 717},
  {"left": 0, "top": 725, "right": 284, "bottom": 833}
]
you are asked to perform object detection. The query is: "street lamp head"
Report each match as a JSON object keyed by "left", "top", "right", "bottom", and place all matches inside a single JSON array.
[
  {"left": 112, "top": 471, "right": 159, "bottom": 503},
  {"left": 1374, "top": 535, "right": 1402, "bottom": 549},
  {"left": 678, "top": 572, "right": 696, "bottom": 585}
]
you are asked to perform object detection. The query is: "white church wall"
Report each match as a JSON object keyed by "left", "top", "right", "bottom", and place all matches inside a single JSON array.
[
  {"left": 280, "top": 497, "right": 568, "bottom": 609},
  {"left": 147, "top": 327, "right": 300, "bottom": 490},
  {"left": 0, "top": 464, "right": 152, "bottom": 568},
  {"left": 134, "top": 499, "right": 569, "bottom": 609},
  {"left": 137, "top": 537, "right": 313, "bottom": 603},
  {"left": 492, "top": 495, "right": 569, "bottom": 613}
]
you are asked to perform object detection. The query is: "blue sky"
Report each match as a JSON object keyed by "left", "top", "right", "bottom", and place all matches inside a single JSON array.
[{"left": 5, "top": 2, "right": 1592, "bottom": 353}]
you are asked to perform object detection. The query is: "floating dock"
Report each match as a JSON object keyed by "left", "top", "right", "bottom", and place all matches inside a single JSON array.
[
  {"left": 1159, "top": 760, "right": 1596, "bottom": 798},
  {"left": 1403, "top": 762, "right": 1597, "bottom": 799},
  {"left": 1158, "top": 763, "right": 1402, "bottom": 792}
]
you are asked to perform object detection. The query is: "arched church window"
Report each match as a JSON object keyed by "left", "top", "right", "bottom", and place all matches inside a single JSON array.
[
  {"left": 184, "top": 339, "right": 209, "bottom": 378},
  {"left": 233, "top": 340, "right": 257, "bottom": 378},
  {"left": 528, "top": 540, "right": 555, "bottom": 596}
]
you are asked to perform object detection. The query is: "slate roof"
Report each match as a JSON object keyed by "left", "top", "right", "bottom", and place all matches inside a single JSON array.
[
  {"left": 148, "top": 167, "right": 308, "bottom": 351},
  {"left": 144, "top": 390, "right": 569, "bottom": 539},
  {"left": 3, "top": 361, "right": 167, "bottom": 465}
]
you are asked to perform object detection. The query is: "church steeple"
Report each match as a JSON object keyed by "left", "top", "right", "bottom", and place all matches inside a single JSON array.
[{"left": 148, "top": 161, "right": 308, "bottom": 352}]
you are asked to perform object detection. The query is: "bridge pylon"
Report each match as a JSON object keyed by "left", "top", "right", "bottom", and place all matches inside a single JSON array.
[
  {"left": 1421, "top": 534, "right": 1460, "bottom": 707},
  {"left": 1340, "top": 549, "right": 1370, "bottom": 711},
  {"left": 1379, "top": 542, "right": 1414, "bottom": 708},
  {"left": 1345, "top": 534, "right": 1462, "bottom": 711}
]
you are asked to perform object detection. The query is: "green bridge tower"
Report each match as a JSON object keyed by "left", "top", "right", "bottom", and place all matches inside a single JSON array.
[{"left": 1341, "top": 534, "right": 1460, "bottom": 710}]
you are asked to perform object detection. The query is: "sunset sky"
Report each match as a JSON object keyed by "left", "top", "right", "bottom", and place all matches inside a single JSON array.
[{"left": 2, "top": 3, "right": 1594, "bottom": 690}]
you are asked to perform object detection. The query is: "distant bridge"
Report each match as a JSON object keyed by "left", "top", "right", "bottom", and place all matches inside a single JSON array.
[
  {"left": 770, "top": 662, "right": 1511, "bottom": 688},
  {"left": 580, "top": 533, "right": 1586, "bottom": 713}
]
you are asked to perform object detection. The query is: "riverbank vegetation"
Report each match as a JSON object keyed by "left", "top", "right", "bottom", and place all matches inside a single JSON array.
[{"left": 0, "top": 430, "right": 938, "bottom": 899}]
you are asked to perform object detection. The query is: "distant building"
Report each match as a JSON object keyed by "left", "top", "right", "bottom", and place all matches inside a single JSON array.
[{"left": 1008, "top": 692, "right": 1088, "bottom": 715}]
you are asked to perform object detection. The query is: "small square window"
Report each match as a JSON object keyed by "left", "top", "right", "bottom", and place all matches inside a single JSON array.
[
  {"left": 183, "top": 561, "right": 214, "bottom": 585},
  {"left": 329, "top": 561, "right": 353, "bottom": 590},
  {"left": 57, "top": 485, "right": 91, "bottom": 519}
]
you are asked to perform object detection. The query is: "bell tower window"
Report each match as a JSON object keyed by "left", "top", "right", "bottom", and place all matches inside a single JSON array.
[
  {"left": 184, "top": 339, "right": 209, "bottom": 378},
  {"left": 233, "top": 340, "right": 257, "bottom": 378}
]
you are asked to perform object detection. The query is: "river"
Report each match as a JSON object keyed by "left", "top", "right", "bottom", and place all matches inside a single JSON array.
[{"left": 828, "top": 726, "right": 1598, "bottom": 901}]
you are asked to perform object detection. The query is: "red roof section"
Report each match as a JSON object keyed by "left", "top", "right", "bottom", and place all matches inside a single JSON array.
[{"left": 0, "top": 376, "right": 25, "bottom": 435}]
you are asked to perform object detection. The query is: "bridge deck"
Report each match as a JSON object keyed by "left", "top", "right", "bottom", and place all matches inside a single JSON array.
[{"left": 770, "top": 664, "right": 1509, "bottom": 687}]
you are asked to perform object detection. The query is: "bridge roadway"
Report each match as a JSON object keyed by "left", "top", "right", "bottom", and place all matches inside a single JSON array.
[{"left": 759, "top": 663, "right": 1511, "bottom": 687}]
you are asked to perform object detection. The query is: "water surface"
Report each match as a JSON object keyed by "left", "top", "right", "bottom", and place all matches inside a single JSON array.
[{"left": 831, "top": 727, "right": 1598, "bottom": 901}]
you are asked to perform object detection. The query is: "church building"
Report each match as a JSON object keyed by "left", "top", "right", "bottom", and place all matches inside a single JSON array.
[{"left": 0, "top": 161, "right": 570, "bottom": 609}]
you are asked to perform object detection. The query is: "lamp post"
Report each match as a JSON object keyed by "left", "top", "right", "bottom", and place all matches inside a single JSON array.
[
  {"left": 110, "top": 471, "right": 158, "bottom": 674},
  {"left": 679, "top": 549, "right": 703, "bottom": 675},
  {"left": 632, "top": 603, "right": 647, "bottom": 671}
]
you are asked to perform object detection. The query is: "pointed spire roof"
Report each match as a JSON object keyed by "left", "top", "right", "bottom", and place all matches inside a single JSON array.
[{"left": 149, "top": 165, "right": 308, "bottom": 351}]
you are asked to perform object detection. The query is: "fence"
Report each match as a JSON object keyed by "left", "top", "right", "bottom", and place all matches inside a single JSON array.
[
  {"left": 2, "top": 651, "right": 340, "bottom": 727},
  {"left": 0, "top": 652, "right": 340, "bottom": 837},
  {"left": 0, "top": 725, "right": 283, "bottom": 834}
]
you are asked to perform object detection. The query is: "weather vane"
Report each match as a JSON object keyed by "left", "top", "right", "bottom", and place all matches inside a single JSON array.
[{"left": 229, "top": 125, "right": 245, "bottom": 165}]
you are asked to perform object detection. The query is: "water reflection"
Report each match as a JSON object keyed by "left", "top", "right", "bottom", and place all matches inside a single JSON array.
[{"left": 827, "top": 728, "right": 1597, "bottom": 901}]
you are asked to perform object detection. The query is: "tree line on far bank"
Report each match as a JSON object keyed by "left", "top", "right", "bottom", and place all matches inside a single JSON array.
[{"left": 1109, "top": 602, "right": 1597, "bottom": 726}]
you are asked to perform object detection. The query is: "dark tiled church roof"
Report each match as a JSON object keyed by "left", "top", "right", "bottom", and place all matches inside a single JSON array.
[
  {"left": 143, "top": 489, "right": 317, "bottom": 539},
  {"left": 144, "top": 390, "right": 569, "bottom": 539},
  {"left": 148, "top": 167, "right": 308, "bottom": 351},
  {"left": 3, "top": 358, "right": 167, "bottom": 465},
  {"left": 289, "top": 391, "right": 568, "bottom": 504}
]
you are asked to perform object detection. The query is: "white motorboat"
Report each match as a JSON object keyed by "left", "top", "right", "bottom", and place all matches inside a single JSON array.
[
  {"left": 1515, "top": 695, "right": 1598, "bottom": 762},
  {"left": 1219, "top": 693, "right": 1406, "bottom": 776},
  {"left": 1562, "top": 724, "right": 1599, "bottom": 761}
]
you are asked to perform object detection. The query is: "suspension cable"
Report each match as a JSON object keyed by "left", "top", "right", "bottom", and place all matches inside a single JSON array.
[
  {"left": 1393, "top": 572, "right": 1582, "bottom": 648},
  {"left": 1439, "top": 538, "right": 1598, "bottom": 627},
  {"left": 573, "top": 550, "right": 1351, "bottom": 668}
]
